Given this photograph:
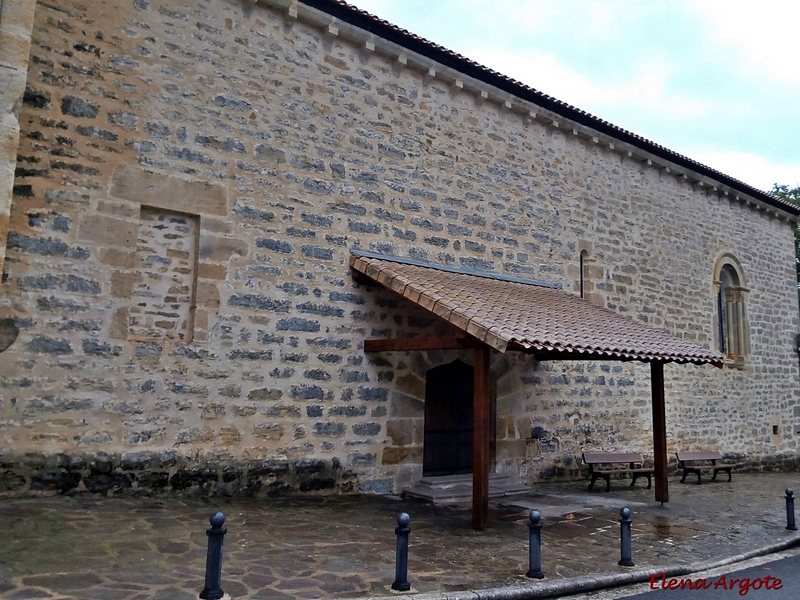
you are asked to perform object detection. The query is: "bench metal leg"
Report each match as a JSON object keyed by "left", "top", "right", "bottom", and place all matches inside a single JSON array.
[
  {"left": 713, "top": 468, "right": 732, "bottom": 482},
  {"left": 680, "top": 469, "right": 702, "bottom": 484},
  {"left": 588, "top": 473, "right": 611, "bottom": 491},
  {"left": 630, "top": 473, "right": 652, "bottom": 489}
]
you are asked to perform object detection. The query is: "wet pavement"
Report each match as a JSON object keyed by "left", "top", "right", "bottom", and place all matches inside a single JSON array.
[{"left": 0, "top": 473, "right": 799, "bottom": 599}]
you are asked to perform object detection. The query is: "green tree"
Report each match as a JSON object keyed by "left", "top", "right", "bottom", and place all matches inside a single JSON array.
[{"left": 770, "top": 183, "right": 800, "bottom": 294}]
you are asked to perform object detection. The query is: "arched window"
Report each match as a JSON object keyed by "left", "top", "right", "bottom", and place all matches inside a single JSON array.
[{"left": 714, "top": 255, "right": 749, "bottom": 360}]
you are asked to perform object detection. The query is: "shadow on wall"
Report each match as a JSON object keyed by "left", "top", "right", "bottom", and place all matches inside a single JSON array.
[{"left": 524, "top": 425, "right": 602, "bottom": 480}]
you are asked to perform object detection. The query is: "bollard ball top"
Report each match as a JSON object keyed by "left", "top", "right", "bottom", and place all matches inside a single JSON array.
[
  {"left": 529, "top": 509, "right": 541, "bottom": 525},
  {"left": 397, "top": 512, "right": 410, "bottom": 527},
  {"left": 787, "top": 488, "right": 794, "bottom": 497},
  {"left": 620, "top": 507, "right": 631, "bottom": 519},
  {"left": 210, "top": 511, "right": 226, "bottom": 527}
]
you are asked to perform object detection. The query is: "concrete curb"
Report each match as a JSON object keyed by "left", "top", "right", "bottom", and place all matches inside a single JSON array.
[{"left": 368, "top": 535, "right": 800, "bottom": 600}]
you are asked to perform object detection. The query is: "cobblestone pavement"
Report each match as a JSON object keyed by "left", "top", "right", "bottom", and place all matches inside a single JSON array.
[{"left": 1, "top": 473, "right": 799, "bottom": 599}]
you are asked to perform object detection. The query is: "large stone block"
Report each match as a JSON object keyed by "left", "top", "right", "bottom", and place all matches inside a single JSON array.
[
  {"left": 386, "top": 419, "right": 414, "bottom": 446},
  {"left": 389, "top": 392, "right": 424, "bottom": 418},
  {"left": 0, "top": 65, "right": 28, "bottom": 116},
  {"left": 198, "top": 262, "right": 227, "bottom": 280},
  {"left": 77, "top": 214, "right": 137, "bottom": 247},
  {"left": 195, "top": 280, "right": 220, "bottom": 308},
  {"left": 199, "top": 233, "right": 249, "bottom": 262},
  {"left": 98, "top": 248, "right": 136, "bottom": 268},
  {"left": 110, "top": 165, "right": 228, "bottom": 216},
  {"left": 395, "top": 372, "right": 425, "bottom": 399},
  {"left": 381, "top": 447, "right": 423, "bottom": 465},
  {"left": 110, "top": 271, "right": 135, "bottom": 298}
]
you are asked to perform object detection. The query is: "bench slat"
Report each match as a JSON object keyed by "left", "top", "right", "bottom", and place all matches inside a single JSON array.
[
  {"left": 676, "top": 450, "right": 735, "bottom": 485},
  {"left": 583, "top": 452, "right": 643, "bottom": 464},
  {"left": 676, "top": 451, "right": 723, "bottom": 462},
  {"left": 582, "top": 452, "right": 652, "bottom": 492}
]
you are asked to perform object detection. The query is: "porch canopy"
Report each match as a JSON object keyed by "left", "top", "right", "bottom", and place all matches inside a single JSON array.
[{"left": 350, "top": 250, "right": 722, "bottom": 528}]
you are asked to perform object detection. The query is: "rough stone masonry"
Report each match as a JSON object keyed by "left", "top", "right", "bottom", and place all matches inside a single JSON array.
[{"left": 0, "top": 0, "right": 798, "bottom": 498}]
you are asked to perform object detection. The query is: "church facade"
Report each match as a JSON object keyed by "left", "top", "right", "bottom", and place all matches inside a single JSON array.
[{"left": 0, "top": 0, "right": 798, "bottom": 497}]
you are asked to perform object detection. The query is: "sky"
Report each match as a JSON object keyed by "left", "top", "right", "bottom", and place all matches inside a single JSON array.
[{"left": 347, "top": 0, "right": 800, "bottom": 193}]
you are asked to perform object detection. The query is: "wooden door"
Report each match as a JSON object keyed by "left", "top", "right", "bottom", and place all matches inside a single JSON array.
[{"left": 423, "top": 359, "right": 474, "bottom": 476}]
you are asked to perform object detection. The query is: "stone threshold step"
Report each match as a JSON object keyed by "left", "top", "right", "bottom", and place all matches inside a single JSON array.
[
  {"left": 415, "top": 473, "right": 512, "bottom": 490},
  {"left": 403, "top": 475, "right": 530, "bottom": 504}
]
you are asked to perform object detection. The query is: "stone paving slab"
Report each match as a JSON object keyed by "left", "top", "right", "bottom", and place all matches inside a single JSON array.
[{"left": 0, "top": 473, "right": 798, "bottom": 599}]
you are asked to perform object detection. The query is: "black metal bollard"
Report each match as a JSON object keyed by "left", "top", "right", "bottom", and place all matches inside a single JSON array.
[
  {"left": 618, "top": 507, "right": 634, "bottom": 567},
  {"left": 786, "top": 488, "right": 798, "bottom": 531},
  {"left": 392, "top": 513, "right": 411, "bottom": 591},
  {"left": 526, "top": 509, "right": 544, "bottom": 579},
  {"left": 199, "top": 512, "right": 227, "bottom": 600}
]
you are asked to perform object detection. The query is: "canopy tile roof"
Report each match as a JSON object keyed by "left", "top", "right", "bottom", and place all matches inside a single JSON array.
[{"left": 350, "top": 252, "right": 723, "bottom": 367}]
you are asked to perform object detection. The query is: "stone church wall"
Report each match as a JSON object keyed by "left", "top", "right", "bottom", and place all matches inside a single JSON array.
[{"left": 0, "top": 0, "right": 798, "bottom": 497}]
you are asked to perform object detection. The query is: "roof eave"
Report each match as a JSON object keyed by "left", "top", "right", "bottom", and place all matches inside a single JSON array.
[{"left": 300, "top": 0, "right": 799, "bottom": 218}]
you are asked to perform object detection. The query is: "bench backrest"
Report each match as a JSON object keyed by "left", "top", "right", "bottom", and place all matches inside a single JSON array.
[
  {"left": 583, "top": 452, "right": 643, "bottom": 465},
  {"left": 676, "top": 451, "right": 722, "bottom": 462}
]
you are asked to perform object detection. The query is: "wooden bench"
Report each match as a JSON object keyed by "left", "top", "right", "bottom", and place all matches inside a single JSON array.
[
  {"left": 582, "top": 452, "right": 654, "bottom": 492},
  {"left": 676, "top": 451, "right": 736, "bottom": 484}
]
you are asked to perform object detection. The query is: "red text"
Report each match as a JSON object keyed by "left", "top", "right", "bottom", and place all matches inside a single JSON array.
[{"left": 649, "top": 572, "right": 783, "bottom": 595}]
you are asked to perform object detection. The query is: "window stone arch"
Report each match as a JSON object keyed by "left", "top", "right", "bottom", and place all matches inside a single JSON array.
[{"left": 713, "top": 254, "right": 750, "bottom": 363}]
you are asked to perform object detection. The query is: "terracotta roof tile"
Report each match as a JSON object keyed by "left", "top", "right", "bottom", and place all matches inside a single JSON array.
[{"left": 350, "top": 253, "right": 723, "bottom": 367}]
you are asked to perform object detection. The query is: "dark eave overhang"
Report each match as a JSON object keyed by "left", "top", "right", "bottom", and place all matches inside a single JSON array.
[{"left": 301, "top": 0, "right": 799, "bottom": 218}]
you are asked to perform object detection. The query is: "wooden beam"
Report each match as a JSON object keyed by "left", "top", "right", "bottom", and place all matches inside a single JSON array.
[
  {"left": 651, "top": 361, "right": 669, "bottom": 504},
  {"left": 351, "top": 270, "right": 376, "bottom": 286},
  {"left": 364, "top": 337, "right": 481, "bottom": 352},
  {"left": 473, "top": 345, "right": 491, "bottom": 529}
]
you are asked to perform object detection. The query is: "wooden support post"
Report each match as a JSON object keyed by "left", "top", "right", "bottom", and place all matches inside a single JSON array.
[
  {"left": 473, "top": 345, "right": 491, "bottom": 529},
  {"left": 651, "top": 361, "right": 669, "bottom": 503}
]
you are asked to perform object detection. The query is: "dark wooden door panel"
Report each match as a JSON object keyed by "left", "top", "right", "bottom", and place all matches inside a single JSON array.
[{"left": 423, "top": 359, "right": 474, "bottom": 476}]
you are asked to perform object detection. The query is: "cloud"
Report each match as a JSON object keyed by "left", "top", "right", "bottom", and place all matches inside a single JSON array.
[
  {"left": 343, "top": 0, "right": 795, "bottom": 185},
  {"left": 468, "top": 47, "right": 722, "bottom": 120},
  {"left": 688, "top": 0, "right": 800, "bottom": 86},
  {"left": 686, "top": 151, "right": 800, "bottom": 192},
  {"left": 348, "top": 0, "right": 392, "bottom": 17},
  {"left": 463, "top": 0, "right": 643, "bottom": 41}
]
